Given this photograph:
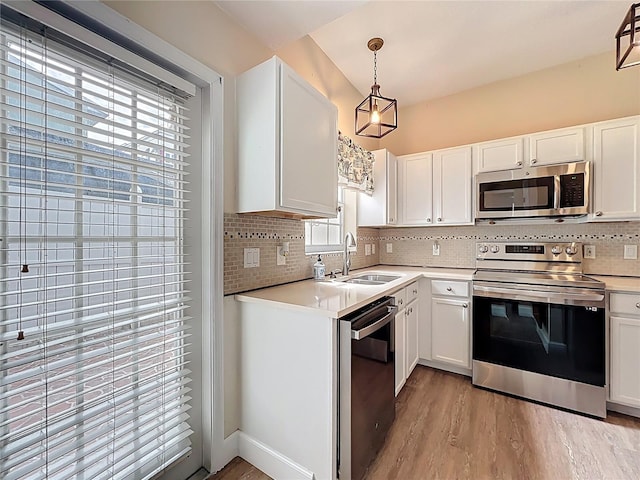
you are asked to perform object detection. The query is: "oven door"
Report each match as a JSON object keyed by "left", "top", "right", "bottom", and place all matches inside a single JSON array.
[
  {"left": 472, "top": 287, "right": 605, "bottom": 387},
  {"left": 477, "top": 175, "right": 555, "bottom": 218}
]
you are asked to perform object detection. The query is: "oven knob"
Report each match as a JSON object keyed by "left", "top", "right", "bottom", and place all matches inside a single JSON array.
[
  {"left": 479, "top": 245, "right": 489, "bottom": 253},
  {"left": 565, "top": 245, "right": 578, "bottom": 256},
  {"left": 551, "top": 245, "right": 563, "bottom": 255},
  {"left": 490, "top": 245, "right": 499, "bottom": 253}
]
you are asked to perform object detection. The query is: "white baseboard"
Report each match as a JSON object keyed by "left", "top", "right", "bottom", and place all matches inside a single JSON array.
[
  {"left": 607, "top": 401, "right": 640, "bottom": 419},
  {"left": 210, "top": 430, "right": 239, "bottom": 474},
  {"left": 238, "top": 431, "right": 314, "bottom": 480},
  {"left": 417, "top": 359, "right": 472, "bottom": 378}
]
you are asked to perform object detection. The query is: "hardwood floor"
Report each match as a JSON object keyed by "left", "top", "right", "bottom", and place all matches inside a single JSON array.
[
  {"left": 207, "top": 456, "right": 271, "bottom": 480},
  {"left": 210, "top": 366, "right": 640, "bottom": 479}
]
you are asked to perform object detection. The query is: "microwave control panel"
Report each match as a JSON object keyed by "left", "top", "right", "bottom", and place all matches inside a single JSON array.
[{"left": 559, "top": 172, "right": 585, "bottom": 207}]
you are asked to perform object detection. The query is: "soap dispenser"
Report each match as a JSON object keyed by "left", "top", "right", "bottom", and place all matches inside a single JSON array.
[{"left": 313, "top": 255, "right": 326, "bottom": 280}]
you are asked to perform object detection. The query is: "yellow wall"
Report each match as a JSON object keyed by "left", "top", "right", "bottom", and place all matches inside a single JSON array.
[{"left": 381, "top": 52, "right": 640, "bottom": 155}]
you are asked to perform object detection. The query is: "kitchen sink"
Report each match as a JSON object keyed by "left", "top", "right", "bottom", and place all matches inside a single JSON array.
[{"left": 341, "top": 273, "right": 401, "bottom": 285}]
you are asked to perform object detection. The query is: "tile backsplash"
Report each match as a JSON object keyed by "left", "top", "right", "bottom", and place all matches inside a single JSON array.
[
  {"left": 224, "top": 213, "right": 380, "bottom": 295},
  {"left": 379, "top": 221, "right": 640, "bottom": 276},
  {"left": 224, "top": 215, "right": 640, "bottom": 295}
]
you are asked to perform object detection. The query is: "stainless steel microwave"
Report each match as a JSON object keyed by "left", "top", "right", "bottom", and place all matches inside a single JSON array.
[{"left": 475, "top": 161, "right": 590, "bottom": 219}]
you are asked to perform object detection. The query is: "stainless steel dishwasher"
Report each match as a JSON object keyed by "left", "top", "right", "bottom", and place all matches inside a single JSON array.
[{"left": 339, "top": 296, "right": 396, "bottom": 480}]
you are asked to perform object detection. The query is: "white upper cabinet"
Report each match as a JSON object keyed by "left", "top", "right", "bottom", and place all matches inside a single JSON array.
[
  {"left": 399, "top": 153, "right": 433, "bottom": 225},
  {"left": 397, "top": 147, "right": 472, "bottom": 226},
  {"left": 475, "top": 127, "right": 584, "bottom": 174},
  {"left": 433, "top": 146, "right": 473, "bottom": 225},
  {"left": 357, "top": 149, "right": 398, "bottom": 226},
  {"left": 237, "top": 56, "right": 338, "bottom": 218},
  {"left": 476, "top": 137, "right": 524, "bottom": 173},
  {"left": 591, "top": 116, "right": 640, "bottom": 221},
  {"left": 528, "top": 126, "right": 585, "bottom": 167}
]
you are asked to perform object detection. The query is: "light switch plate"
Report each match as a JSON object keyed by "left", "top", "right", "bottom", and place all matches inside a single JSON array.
[
  {"left": 365, "top": 244, "right": 372, "bottom": 256},
  {"left": 432, "top": 242, "right": 440, "bottom": 256},
  {"left": 372, "top": 243, "right": 376, "bottom": 254},
  {"left": 624, "top": 244, "right": 638, "bottom": 260},
  {"left": 244, "top": 248, "right": 260, "bottom": 268},
  {"left": 584, "top": 245, "right": 596, "bottom": 259},
  {"left": 386, "top": 243, "right": 393, "bottom": 254}
]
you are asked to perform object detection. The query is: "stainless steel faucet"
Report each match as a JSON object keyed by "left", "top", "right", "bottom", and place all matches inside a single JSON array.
[{"left": 342, "top": 231, "right": 356, "bottom": 276}]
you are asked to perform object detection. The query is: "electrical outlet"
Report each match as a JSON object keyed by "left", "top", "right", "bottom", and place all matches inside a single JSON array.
[
  {"left": 386, "top": 243, "right": 393, "bottom": 254},
  {"left": 432, "top": 242, "right": 440, "bottom": 256},
  {"left": 624, "top": 244, "right": 638, "bottom": 260},
  {"left": 276, "top": 246, "right": 286, "bottom": 266},
  {"left": 584, "top": 245, "right": 596, "bottom": 259},
  {"left": 365, "top": 244, "right": 372, "bottom": 256},
  {"left": 372, "top": 244, "right": 376, "bottom": 255}
]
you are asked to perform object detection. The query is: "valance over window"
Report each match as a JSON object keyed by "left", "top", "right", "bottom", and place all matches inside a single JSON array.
[{"left": 337, "top": 133, "right": 374, "bottom": 194}]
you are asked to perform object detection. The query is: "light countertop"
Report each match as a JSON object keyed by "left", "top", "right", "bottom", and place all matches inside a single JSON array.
[
  {"left": 591, "top": 275, "right": 640, "bottom": 294},
  {"left": 235, "top": 265, "right": 474, "bottom": 318}
]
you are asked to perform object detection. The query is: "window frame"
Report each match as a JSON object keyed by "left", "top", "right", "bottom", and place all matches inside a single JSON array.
[{"left": 0, "top": 1, "right": 224, "bottom": 477}]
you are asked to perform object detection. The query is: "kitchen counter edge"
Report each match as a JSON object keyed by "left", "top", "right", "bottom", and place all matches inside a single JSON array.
[{"left": 234, "top": 266, "right": 475, "bottom": 318}]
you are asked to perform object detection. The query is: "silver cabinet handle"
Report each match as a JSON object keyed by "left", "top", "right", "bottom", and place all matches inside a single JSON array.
[
  {"left": 399, "top": 299, "right": 403, "bottom": 305},
  {"left": 636, "top": 302, "right": 640, "bottom": 309},
  {"left": 531, "top": 158, "right": 537, "bottom": 164},
  {"left": 463, "top": 303, "right": 468, "bottom": 308},
  {"left": 426, "top": 218, "right": 431, "bottom": 223},
  {"left": 446, "top": 287, "right": 453, "bottom": 292},
  {"left": 595, "top": 211, "right": 603, "bottom": 217},
  {"left": 389, "top": 217, "right": 394, "bottom": 222},
  {"left": 516, "top": 161, "right": 523, "bottom": 166},
  {"left": 413, "top": 289, "right": 418, "bottom": 294},
  {"left": 437, "top": 217, "right": 442, "bottom": 222}
]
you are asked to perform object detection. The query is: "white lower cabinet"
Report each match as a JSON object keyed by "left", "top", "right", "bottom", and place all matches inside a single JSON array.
[
  {"left": 394, "top": 308, "right": 406, "bottom": 396},
  {"left": 406, "top": 300, "right": 419, "bottom": 375},
  {"left": 393, "top": 282, "right": 419, "bottom": 396},
  {"left": 609, "top": 292, "right": 640, "bottom": 408},
  {"left": 431, "top": 297, "right": 471, "bottom": 369},
  {"left": 429, "top": 280, "right": 471, "bottom": 371}
]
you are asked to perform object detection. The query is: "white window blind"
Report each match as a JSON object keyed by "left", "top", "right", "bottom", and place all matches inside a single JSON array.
[{"left": 0, "top": 16, "right": 192, "bottom": 480}]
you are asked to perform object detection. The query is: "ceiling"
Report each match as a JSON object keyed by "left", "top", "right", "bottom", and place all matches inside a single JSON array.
[{"left": 215, "top": 1, "right": 631, "bottom": 106}]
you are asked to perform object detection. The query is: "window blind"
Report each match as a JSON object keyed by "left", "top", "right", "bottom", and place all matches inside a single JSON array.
[{"left": 0, "top": 16, "right": 192, "bottom": 480}]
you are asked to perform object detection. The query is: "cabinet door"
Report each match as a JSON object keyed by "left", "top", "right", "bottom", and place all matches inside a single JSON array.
[
  {"left": 610, "top": 315, "right": 640, "bottom": 407},
  {"left": 592, "top": 117, "right": 640, "bottom": 221},
  {"left": 528, "top": 127, "right": 584, "bottom": 167},
  {"left": 386, "top": 152, "right": 398, "bottom": 225},
  {"left": 357, "top": 149, "right": 397, "bottom": 226},
  {"left": 433, "top": 146, "right": 472, "bottom": 225},
  {"left": 406, "top": 300, "right": 419, "bottom": 376},
  {"left": 431, "top": 297, "right": 470, "bottom": 368},
  {"left": 280, "top": 63, "right": 338, "bottom": 216},
  {"left": 476, "top": 137, "right": 524, "bottom": 173},
  {"left": 400, "top": 153, "right": 433, "bottom": 225},
  {"left": 394, "top": 310, "right": 406, "bottom": 396}
]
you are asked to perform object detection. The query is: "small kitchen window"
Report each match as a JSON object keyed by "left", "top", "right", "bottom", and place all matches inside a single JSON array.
[{"left": 305, "top": 187, "right": 357, "bottom": 254}]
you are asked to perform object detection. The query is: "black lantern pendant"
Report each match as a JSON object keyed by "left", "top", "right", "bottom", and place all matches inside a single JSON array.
[
  {"left": 616, "top": 3, "right": 640, "bottom": 70},
  {"left": 355, "top": 37, "right": 397, "bottom": 138}
]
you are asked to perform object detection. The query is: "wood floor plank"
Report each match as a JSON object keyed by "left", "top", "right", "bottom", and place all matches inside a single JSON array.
[{"left": 210, "top": 366, "right": 640, "bottom": 480}]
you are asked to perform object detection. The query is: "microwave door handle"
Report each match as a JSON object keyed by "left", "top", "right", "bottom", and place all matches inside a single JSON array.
[{"left": 553, "top": 175, "right": 561, "bottom": 209}]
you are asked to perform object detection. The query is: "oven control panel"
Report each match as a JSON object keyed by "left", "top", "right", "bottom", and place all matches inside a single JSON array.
[{"left": 476, "top": 242, "right": 583, "bottom": 262}]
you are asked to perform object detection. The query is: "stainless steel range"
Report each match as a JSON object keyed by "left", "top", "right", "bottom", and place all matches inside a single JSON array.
[{"left": 472, "top": 242, "right": 607, "bottom": 417}]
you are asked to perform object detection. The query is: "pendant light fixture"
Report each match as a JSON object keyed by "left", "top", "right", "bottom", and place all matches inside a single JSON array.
[
  {"left": 355, "top": 37, "right": 397, "bottom": 138},
  {"left": 616, "top": 3, "right": 640, "bottom": 69}
]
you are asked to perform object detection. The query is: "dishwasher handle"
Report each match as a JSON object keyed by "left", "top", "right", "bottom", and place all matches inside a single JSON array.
[{"left": 351, "top": 306, "right": 396, "bottom": 340}]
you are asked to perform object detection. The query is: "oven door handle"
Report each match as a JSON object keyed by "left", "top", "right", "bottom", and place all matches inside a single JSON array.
[
  {"left": 473, "top": 284, "right": 605, "bottom": 307},
  {"left": 351, "top": 308, "right": 396, "bottom": 340}
]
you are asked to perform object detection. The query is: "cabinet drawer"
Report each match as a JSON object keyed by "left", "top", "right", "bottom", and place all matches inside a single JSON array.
[
  {"left": 431, "top": 280, "right": 469, "bottom": 298},
  {"left": 392, "top": 288, "right": 407, "bottom": 310},
  {"left": 406, "top": 282, "right": 419, "bottom": 304},
  {"left": 610, "top": 293, "right": 640, "bottom": 316}
]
